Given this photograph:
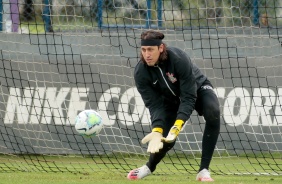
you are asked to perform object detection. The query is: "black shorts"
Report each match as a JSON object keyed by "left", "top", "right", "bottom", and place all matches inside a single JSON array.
[
  {"left": 195, "top": 80, "right": 219, "bottom": 117},
  {"left": 162, "top": 80, "right": 219, "bottom": 136}
]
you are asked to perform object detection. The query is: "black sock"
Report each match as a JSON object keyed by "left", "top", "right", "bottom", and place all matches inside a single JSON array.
[
  {"left": 146, "top": 141, "right": 175, "bottom": 172},
  {"left": 199, "top": 119, "right": 220, "bottom": 172}
]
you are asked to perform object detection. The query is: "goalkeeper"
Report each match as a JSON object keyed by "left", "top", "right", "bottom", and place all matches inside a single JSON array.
[{"left": 127, "top": 30, "right": 220, "bottom": 182}]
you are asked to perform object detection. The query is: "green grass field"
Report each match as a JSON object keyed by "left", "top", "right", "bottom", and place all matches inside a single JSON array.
[
  {"left": 0, "top": 171, "right": 281, "bottom": 184},
  {"left": 19, "top": 19, "right": 98, "bottom": 34},
  {"left": 0, "top": 154, "right": 281, "bottom": 184}
]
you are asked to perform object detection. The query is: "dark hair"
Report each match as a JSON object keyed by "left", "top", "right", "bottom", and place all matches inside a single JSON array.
[{"left": 140, "top": 30, "right": 168, "bottom": 63}]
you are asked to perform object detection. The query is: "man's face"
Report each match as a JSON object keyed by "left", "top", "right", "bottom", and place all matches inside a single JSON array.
[{"left": 141, "top": 44, "right": 164, "bottom": 66}]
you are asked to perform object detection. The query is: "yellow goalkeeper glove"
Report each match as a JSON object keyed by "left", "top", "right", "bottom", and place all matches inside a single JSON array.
[
  {"left": 162, "top": 120, "right": 184, "bottom": 143},
  {"left": 141, "top": 128, "right": 164, "bottom": 153}
]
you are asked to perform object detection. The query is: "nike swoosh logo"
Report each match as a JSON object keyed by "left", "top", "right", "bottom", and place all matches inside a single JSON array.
[
  {"left": 77, "top": 128, "right": 87, "bottom": 132},
  {"left": 77, "top": 123, "right": 100, "bottom": 132},
  {"left": 153, "top": 80, "right": 158, "bottom": 85}
]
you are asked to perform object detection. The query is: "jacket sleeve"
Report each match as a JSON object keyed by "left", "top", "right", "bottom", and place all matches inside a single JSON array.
[
  {"left": 174, "top": 50, "right": 197, "bottom": 122},
  {"left": 134, "top": 67, "right": 167, "bottom": 129}
]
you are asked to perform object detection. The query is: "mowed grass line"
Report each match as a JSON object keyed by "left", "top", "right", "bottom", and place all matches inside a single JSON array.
[{"left": 0, "top": 155, "right": 280, "bottom": 175}]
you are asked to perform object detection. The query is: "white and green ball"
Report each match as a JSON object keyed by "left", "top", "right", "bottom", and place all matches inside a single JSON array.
[{"left": 75, "top": 110, "right": 103, "bottom": 137}]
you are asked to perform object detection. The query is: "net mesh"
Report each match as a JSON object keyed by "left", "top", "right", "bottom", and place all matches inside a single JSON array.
[{"left": 0, "top": 0, "right": 281, "bottom": 175}]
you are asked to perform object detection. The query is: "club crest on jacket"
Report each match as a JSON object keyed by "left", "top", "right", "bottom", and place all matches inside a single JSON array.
[{"left": 166, "top": 72, "right": 177, "bottom": 83}]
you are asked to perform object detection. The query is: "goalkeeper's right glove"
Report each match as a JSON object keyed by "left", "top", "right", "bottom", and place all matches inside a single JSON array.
[
  {"left": 162, "top": 120, "right": 184, "bottom": 143},
  {"left": 141, "top": 128, "right": 164, "bottom": 153}
]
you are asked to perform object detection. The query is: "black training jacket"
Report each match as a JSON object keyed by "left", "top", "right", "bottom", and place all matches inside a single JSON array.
[{"left": 134, "top": 46, "right": 207, "bottom": 129}]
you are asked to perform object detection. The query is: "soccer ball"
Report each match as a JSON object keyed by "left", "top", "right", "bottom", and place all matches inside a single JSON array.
[{"left": 75, "top": 110, "right": 103, "bottom": 137}]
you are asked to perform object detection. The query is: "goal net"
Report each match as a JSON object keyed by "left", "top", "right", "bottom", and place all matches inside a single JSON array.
[{"left": 0, "top": 0, "right": 281, "bottom": 175}]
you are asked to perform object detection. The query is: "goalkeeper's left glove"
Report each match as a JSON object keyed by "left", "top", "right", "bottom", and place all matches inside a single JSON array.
[{"left": 162, "top": 120, "right": 184, "bottom": 143}]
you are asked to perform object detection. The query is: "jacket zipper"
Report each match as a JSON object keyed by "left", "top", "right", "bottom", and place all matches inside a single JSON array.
[{"left": 156, "top": 66, "right": 176, "bottom": 96}]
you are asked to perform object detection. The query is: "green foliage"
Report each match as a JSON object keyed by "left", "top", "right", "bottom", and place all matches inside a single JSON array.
[{"left": 18, "top": 0, "right": 281, "bottom": 32}]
